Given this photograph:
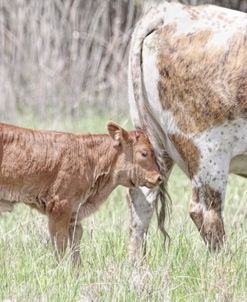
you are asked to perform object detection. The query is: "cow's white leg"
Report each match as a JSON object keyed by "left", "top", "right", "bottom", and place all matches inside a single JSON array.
[
  {"left": 189, "top": 155, "right": 229, "bottom": 251},
  {"left": 127, "top": 187, "right": 159, "bottom": 262}
]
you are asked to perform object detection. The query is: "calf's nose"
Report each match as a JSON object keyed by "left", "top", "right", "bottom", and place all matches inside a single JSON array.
[
  {"left": 154, "top": 174, "right": 163, "bottom": 184},
  {"left": 157, "top": 175, "right": 163, "bottom": 183}
]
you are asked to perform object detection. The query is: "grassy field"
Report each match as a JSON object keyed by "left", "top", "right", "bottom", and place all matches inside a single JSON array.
[{"left": 0, "top": 115, "right": 246, "bottom": 302}]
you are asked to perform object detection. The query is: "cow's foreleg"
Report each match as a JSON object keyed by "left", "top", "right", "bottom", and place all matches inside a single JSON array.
[
  {"left": 190, "top": 177, "right": 226, "bottom": 251},
  {"left": 127, "top": 187, "right": 158, "bottom": 262}
]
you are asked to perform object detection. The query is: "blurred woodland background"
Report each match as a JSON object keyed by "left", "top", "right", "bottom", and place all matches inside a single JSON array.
[{"left": 0, "top": 0, "right": 246, "bottom": 122}]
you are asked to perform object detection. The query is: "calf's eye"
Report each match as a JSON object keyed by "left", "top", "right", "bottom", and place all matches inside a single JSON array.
[{"left": 141, "top": 151, "right": 148, "bottom": 158}]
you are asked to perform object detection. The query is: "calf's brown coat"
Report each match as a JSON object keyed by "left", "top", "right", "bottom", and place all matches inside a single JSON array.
[{"left": 0, "top": 122, "right": 162, "bottom": 263}]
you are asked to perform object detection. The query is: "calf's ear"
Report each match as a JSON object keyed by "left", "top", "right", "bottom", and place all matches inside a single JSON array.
[{"left": 107, "top": 122, "right": 129, "bottom": 145}]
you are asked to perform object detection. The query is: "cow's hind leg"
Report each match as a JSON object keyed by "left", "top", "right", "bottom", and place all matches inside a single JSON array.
[
  {"left": 190, "top": 185, "right": 226, "bottom": 251},
  {"left": 127, "top": 187, "right": 158, "bottom": 262},
  {"left": 189, "top": 157, "right": 228, "bottom": 251}
]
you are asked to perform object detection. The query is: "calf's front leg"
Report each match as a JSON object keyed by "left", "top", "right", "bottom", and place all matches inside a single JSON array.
[
  {"left": 69, "top": 214, "right": 83, "bottom": 265},
  {"left": 47, "top": 198, "right": 72, "bottom": 259}
]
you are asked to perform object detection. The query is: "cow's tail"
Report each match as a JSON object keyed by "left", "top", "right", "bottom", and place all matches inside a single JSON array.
[
  {"left": 128, "top": 5, "right": 172, "bottom": 248},
  {"left": 128, "top": 5, "right": 164, "bottom": 127}
]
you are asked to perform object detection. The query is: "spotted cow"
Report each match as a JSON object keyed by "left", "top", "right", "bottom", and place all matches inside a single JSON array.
[{"left": 128, "top": 1, "right": 247, "bottom": 260}]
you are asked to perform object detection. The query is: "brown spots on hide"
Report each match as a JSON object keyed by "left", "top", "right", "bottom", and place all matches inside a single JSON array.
[
  {"left": 192, "top": 184, "right": 222, "bottom": 211},
  {"left": 218, "top": 12, "right": 228, "bottom": 22},
  {"left": 183, "top": 5, "right": 200, "bottom": 20},
  {"left": 203, "top": 184, "right": 222, "bottom": 212},
  {"left": 157, "top": 26, "right": 247, "bottom": 134},
  {"left": 170, "top": 134, "right": 200, "bottom": 176}
]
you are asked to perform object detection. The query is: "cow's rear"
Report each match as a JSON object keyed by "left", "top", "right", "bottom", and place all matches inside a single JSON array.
[{"left": 128, "top": 1, "right": 247, "bottom": 260}]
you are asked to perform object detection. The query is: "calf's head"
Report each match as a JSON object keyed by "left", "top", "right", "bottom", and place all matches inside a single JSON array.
[{"left": 107, "top": 122, "right": 162, "bottom": 188}]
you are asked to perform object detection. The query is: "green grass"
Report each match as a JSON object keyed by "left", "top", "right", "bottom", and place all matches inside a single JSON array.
[{"left": 0, "top": 115, "right": 246, "bottom": 301}]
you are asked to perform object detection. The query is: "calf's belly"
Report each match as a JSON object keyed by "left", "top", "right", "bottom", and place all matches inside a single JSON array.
[{"left": 0, "top": 186, "right": 46, "bottom": 214}]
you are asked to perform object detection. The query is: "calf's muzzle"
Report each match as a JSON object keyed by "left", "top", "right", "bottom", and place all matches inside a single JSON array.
[{"left": 144, "top": 172, "right": 163, "bottom": 188}]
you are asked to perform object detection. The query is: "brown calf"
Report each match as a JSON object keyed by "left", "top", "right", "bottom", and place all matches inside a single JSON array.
[{"left": 0, "top": 121, "right": 162, "bottom": 263}]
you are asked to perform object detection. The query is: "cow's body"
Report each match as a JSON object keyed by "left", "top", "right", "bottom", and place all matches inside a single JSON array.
[
  {"left": 0, "top": 122, "right": 162, "bottom": 263},
  {"left": 128, "top": 2, "right": 247, "bottom": 259}
]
